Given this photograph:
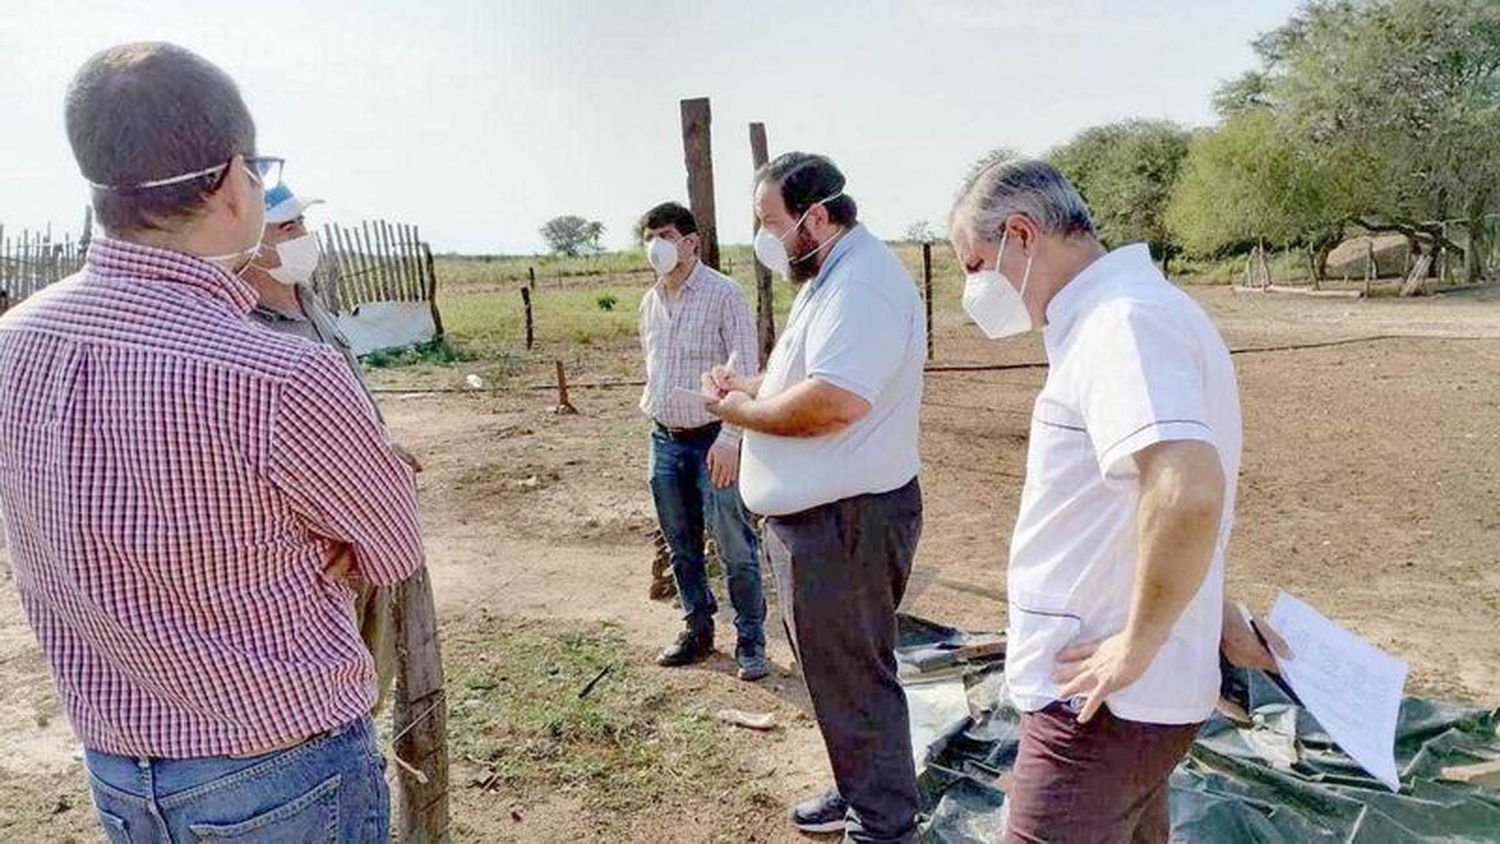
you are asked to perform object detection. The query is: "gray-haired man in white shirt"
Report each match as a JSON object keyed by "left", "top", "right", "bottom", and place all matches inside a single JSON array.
[{"left": 948, "top": 158, "right": 1286, "bottom": 843}]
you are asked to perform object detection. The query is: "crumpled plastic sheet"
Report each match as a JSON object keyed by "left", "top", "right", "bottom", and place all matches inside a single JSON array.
[{"left": 895, "top": 615, "right": 1500, "bottom": 843}]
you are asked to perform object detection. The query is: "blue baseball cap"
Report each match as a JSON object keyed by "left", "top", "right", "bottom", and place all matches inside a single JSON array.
[{"left": 264, "top": 183, "right": 324, "bottom": 225}]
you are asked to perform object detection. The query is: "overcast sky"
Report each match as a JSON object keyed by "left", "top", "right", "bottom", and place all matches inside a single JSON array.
[{"left": 0, "top": 0, "right": 1300, "bottom": 254}]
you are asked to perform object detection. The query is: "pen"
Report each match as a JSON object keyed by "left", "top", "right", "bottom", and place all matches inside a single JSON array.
[{"left": 1243, "top": 605, "right": 1302, "bottom": 705}]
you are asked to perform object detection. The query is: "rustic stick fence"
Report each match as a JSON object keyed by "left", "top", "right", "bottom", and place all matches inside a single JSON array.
[
  {"left": 315, "top": 220, "right": 444, "bottom": 336},
  {"left": 317, "top": 220, "right": 431, "bottom": 307},
  {"left": 0, "top": 224, "right": 89, "bottom": 310},
  {"left": 0, "top": 213, "right": 442, "bottom": 329}
]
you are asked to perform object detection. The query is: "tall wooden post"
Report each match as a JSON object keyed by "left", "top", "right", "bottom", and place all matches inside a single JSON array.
[
  {"left": 521, "top": 287, "right": 535, "bottom": 350},
  {"left": 393, "top": 566, "right": 450, "bottom": 843},
  {"left": 421, "top": 242, "right": 445, "bottom": 338},
  {"left": 680, "top": 98, "right": 720, "bottom": 271},
  {"left": 922, "top": 242, "right": 934, "bottom": 360},
  {"left": 553, "top": 360, "right": 578, "bottom": 415},
  {"left": 749, "top": 122, "right": 775, "bottom": 366}
]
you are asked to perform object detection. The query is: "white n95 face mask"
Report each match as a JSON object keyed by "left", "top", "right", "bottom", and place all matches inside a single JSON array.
[
  {"left": 752, "top": 227, "right": 792, "bottom": 278},
  {"left": 647, "top": 236, "right": 680, "bottom": 276},
  {"left": 266, "top": 233, "right": 322, "bottom": 286},
  {"left": 962, "top": 228, "right": 1035, "bottom": 339},
  {"left": 753, "top": 191, "right": 843, "bottom": 279}
]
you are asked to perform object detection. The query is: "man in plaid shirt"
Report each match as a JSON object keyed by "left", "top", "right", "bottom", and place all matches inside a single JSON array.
[
  {"left": 637, "top": 202, "right": 768, "bottom": 681},
  {"left": 0, "top": 43, "right": 421, "bottom": 841}
]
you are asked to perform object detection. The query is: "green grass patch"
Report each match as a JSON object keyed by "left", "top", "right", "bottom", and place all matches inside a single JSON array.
[
  {"left": 444, "top": 618, "right": 732, "bottom": 820},
  {"left": 433, "top": 241, "right": 968, "bottom": 357},
  {"left": 442, "top": 285, "right": 645, "bottom": 351},
  {"left": 435, "top": 245, "right": 762, "bottom": 291},
  {"left": 360, "top": 338, "right": 474, "bottom": 369}
]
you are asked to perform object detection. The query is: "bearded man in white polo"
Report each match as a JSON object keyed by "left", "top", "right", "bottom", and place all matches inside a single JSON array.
[{"left": 704, "top": 151, "right": 926, "bottom": 843}]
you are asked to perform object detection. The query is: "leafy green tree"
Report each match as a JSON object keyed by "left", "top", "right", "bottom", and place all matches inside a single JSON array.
[
  {"left": 1166, "top": 110, "right": 1344, "bottom": 275},
  {"left": 1255, "top": 0, "right": 1500, "bottom": 280},
  {"left": 901, "top": 220, "right": 936, "bottom": 244},
  {"left": 1049, "top": 120, "right": 1190, "bottom": 272},
  {"left": 1211, "top": 71, "right": 1273, "bottom": 118},
  {"left": 540, "top": 215, "right": 606, "bottom": 257}
]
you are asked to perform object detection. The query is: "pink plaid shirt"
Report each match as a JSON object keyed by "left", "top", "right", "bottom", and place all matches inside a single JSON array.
[
  {"left": 0, "top": 238, "right": 423, "bottom": 758},
  {"left": 638, "top": 260, "right": 758, "bottom": 444}
]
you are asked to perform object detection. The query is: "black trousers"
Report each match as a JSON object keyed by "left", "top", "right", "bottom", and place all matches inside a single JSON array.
[{"left": 765, "top": 477, "right": 923, "bottom": 844}]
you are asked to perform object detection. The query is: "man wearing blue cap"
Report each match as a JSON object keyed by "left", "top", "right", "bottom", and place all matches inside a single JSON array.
[{"left": 246, "top": 183, "right": 420, "bottom": 714}]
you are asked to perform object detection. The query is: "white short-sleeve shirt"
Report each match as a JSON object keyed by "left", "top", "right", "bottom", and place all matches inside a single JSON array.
[
  {"left": 1005, "top": 243, "right": 1242, "bottom": 725},
  {"left": 739, "top": 225, "right": 925, "bottom": 516}
]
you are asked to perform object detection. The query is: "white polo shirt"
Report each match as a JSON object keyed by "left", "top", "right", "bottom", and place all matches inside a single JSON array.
[
  {"left": 1005, "top": 243, "right": 1241, "bottom": 725},
  {"left": 739, "top": 225, "right": 925, "bottom": 517}
]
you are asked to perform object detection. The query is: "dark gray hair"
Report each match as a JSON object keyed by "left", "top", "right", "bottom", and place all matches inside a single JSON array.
[
  {"left": 950, "top": 157, "right": 1094, "bottom": 242},
  {"left": 66, "top": 42, "right": 256, "bottom": 235}
]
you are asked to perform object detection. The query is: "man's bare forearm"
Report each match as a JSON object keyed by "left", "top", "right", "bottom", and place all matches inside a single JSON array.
[
  {"left": 714, "top": 378, "right": 868, "bottom": 438},
  {"left": 1123, "top": 441, "right": 1225, "bottom": 657}
]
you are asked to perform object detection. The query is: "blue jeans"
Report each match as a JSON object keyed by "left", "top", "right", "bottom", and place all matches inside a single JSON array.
[
  {"left": 648, "top": 424, "right": 766, "bottom": 651},
  {"left": 84, "top": 718, "right": 388, "bottom": 843}
]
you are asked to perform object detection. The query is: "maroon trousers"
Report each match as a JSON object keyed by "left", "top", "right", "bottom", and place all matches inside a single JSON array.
[{"left": 1003, "top": 703, "right": 1202, "bottom": 844}]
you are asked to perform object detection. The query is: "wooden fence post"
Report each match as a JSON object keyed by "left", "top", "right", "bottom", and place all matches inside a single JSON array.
[
  {"left": 749, "top": 122, "right": 775, "bottom": 367},
  {"left": 922, "top": 242, "right": 934, "bottom": 360},
  {"left": 379, "top": 221, "right": 396, "bottom": 300},
  {"left": 521, "top": 287, "right": 534, "bottom": 350},
  {"left": 553, "top": 360, "right": 578, "bottom": 415},
  {"left": 392, "top": 567, "right": 450, "bottom": 844},
  {"left": 527, "top": 266, "right": 536, "bottom": 291},
  {"left": 680, "top": 98, "right": 720, "bottom": 272},
  {"left": 421, "top": 242, "right": 444, "bottom": 338},
  {"left": 409, "top": 225, "right": 425, "bottom": 302}
]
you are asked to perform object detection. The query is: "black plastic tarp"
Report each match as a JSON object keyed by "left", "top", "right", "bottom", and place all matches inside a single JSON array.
[{"left": 896, "top": 615, "right": 1500, "bottom": 842}]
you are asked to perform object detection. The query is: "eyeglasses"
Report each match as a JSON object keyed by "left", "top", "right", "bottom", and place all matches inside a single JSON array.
[
  {"left": 210, "top": 156, "right": 284, "bottom": 192},
  {"left": 88, "top": 155, "right": 284, "bottom": 193}
]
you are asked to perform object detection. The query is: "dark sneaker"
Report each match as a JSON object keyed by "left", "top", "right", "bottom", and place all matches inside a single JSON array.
[
  {"left": 790, "top": 789, "right": 847, "bottom": 835},
  {"left": 736, "top": 647, "right": 771, "bottom": 682},
  {"left": 656, "top": 624, "right": 714, "bottom": 667}
]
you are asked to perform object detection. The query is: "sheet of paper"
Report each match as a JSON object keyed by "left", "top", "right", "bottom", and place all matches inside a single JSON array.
[
  {"left": 1268, "top": 591, "right": 1408, "bottom": 791},
  {"left": 671, "top": 386, "right": 715, "bottom": 403}
]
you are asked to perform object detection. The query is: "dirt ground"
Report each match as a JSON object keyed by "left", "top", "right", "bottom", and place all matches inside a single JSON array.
[{"left": 1, "top": 283, "right": 1497, "bottom": 842}]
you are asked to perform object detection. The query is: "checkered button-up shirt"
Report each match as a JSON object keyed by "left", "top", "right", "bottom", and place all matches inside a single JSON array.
[
  {"left": 249, "top": 283, "right": 380, "bottom": 419},
  {"left": 0, "top": 238, "right": 423, "bottom": 758},
  {"left": 638, "top": 260, "right": 758, "bottom": 444}
]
